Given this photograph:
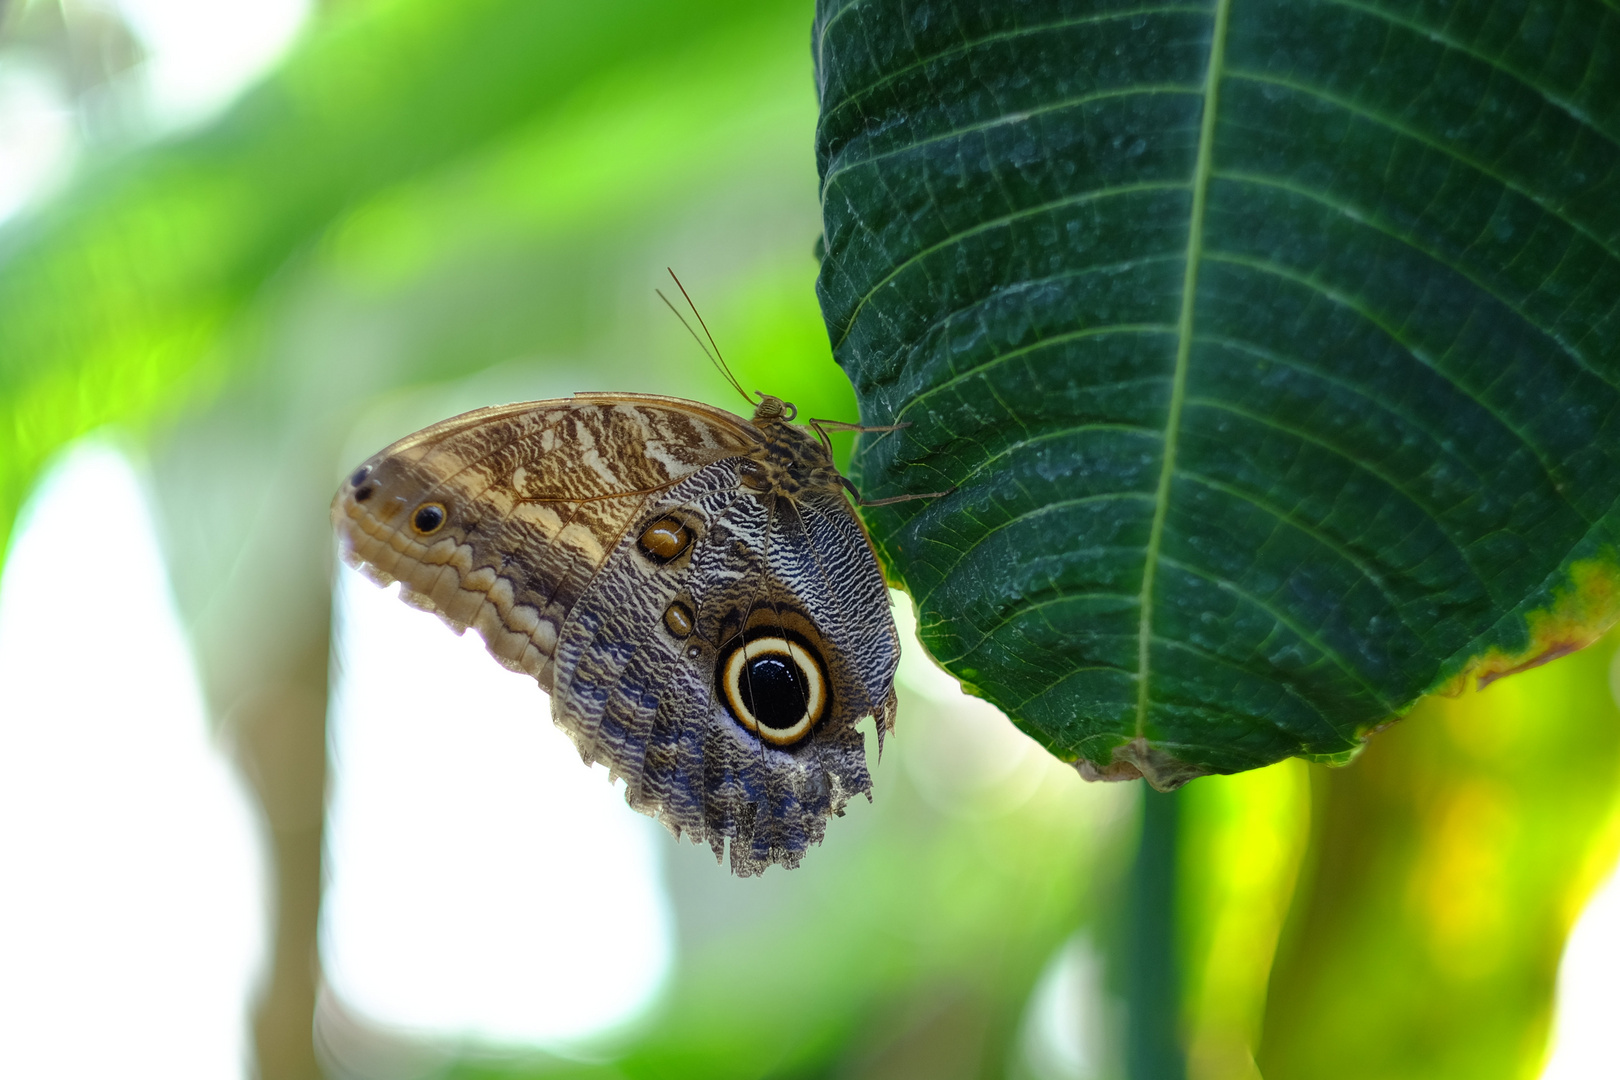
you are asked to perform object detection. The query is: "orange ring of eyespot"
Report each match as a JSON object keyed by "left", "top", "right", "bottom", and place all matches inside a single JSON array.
[
  {"left": 720, "top": 635, "right": 826, "bottom": 746},
  {"left": 412, "top": 502, "right": 447, "bottom": 535}
]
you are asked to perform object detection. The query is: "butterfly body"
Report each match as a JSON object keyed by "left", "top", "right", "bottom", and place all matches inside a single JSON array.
[{"left": 332, "top": 393, "right": 899, "bottom": 874}]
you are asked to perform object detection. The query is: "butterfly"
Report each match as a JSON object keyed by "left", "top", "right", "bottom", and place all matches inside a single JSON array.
[{"left": 331, "top": 280, "right": 940, "bottom": 874}]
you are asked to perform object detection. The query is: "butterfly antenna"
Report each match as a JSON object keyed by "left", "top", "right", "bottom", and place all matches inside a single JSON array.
[
  {"left": 656, "top": 290, "right": 750, "bottom": 406},
  {"left": 666, "top": 268, "right": 750, "bottom": 406}
]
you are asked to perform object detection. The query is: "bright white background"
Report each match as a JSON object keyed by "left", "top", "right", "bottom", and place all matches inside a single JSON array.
[
  {"left": 0, "top": 443, "right": 268, "bottom": 1079},
  {"left": 0, "top": 0, "right": 311, "bottom": 222},
  {"left": 322, "top": 565, "right": 675, "bottom": 1047}
]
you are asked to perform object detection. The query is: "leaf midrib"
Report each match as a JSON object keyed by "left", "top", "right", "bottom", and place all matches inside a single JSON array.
[{"left": 1136, "top": 0, "right": 1233, "bottom": 739}]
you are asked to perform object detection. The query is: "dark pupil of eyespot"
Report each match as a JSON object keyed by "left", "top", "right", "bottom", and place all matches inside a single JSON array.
[
  {"left": 351, "top": 466, "right": 370, "bottom": 485},
  {"left": 739, "top": 656, "right": 806, "bottom": 730},
  {"left": 414, "top": 505, "right": 444, "bottom": 531}
]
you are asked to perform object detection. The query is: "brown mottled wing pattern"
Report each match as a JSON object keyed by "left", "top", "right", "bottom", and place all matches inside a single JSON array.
[{"left": 331, "top": 394, "right": 758, "bottom": 689}]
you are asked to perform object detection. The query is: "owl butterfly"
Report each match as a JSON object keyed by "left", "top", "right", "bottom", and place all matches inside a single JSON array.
[{"left": 332, "top": 383, "right": 918, "bottom": 875}]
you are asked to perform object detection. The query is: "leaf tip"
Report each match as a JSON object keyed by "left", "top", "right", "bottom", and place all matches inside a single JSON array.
[
  {"left": 1438, "top": 557, "right": 1620, "bottom": 695},
  {"left": 1074, "top": 737, "right": 1209, "bottom": 792}
]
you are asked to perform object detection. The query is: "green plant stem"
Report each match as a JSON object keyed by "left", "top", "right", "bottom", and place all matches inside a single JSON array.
[{"left": 1127, "top": 784, "right": 1186, "bottom": 1080}]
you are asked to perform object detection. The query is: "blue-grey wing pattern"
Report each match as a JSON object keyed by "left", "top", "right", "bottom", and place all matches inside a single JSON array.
[{"left": 554, "top": 459, "right": 899, "bottom": 875}]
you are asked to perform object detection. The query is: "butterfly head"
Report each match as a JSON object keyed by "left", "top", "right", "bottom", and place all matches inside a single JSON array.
[{"left": 751, "top": 394, "right": 795, "bottom": 424}]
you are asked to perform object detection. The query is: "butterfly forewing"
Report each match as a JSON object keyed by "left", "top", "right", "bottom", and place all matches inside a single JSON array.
[{"left": 333, "top": 395, "right": 757, "bottom": 683}]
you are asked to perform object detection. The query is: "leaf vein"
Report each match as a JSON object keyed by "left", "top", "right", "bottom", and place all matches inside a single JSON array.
[
  {"left": 1193, "top": 330, "right": 1496, "bottom": 477},
  {"left": 1157, "top": 554, "right": 1400, "bottom": 711},
  {"left": 914, "top": 422, "right": 1161, "bottom": 506},
  {"left": 822, "top": 6, "right": 1211, "bottom": 120},
  {"left": 1223, "top": 71, "right": 1620, "bottom": 270},
  {"left": 1149, "top": 635, "right": 1343, "bottom": 740},
  {"left": 1216, "top": 167, "right": 1618, "bottom": 398},
  {"left": 933, "top": 589, "right": 1146, "bottom": 667},
  {"left": 870, "top": 323, "right": 1177, "bottom": 446},
  {"left": 1321, "top": 0, "right": 1620, "bottom": 152},
  {"left": 831, "top": 183, "right": 1188, "bottom": 349},
  {"left": 1010, "top": 659, "right": 1141, "bottom": 711},
  {"left": 851, "top": 259, "right": 1185, "bottom": 430},
  {"left": 822, "top": 84, "right": 1203, "bottom": 196},
  {"left": 921, "top": 491, "right": 1158, "bottom": 601},
  {"left": 1202, "top": 250, "right": 1593, "bottom": 510},
  {"left": 1175, "top": 470, "right": 1414, "bottom": 631},
  {"left": 1184, "top": 394, "right": 1492, "bottom": 587}
]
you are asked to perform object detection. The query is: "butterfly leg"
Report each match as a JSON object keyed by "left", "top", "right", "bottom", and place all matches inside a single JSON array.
[
  {"left": 808, "top": 418, "right": 912, "bottom": 457},
  {"left": 838, "top": 475, "right": 955, "bottom": 506},
  {"left": 807, "top": 418, "right": 911, "bottom": 433}
]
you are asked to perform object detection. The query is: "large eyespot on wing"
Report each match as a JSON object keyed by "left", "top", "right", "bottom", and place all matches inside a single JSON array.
[
  {"left": 543, "top": 465, "right": 872, "bottom": 875},
  {"left": 717, "top": 630, "right": 830, "bottom": 746}
]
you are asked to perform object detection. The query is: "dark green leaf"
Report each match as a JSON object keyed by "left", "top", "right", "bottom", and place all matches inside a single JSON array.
[{"left": 814, "top": 0, "right": 1620, "bottom": 784}]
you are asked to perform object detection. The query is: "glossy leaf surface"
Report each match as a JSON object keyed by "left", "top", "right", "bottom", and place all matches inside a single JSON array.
[{"left": 815, "top": 0, "right": 1620, "bottom": 784}]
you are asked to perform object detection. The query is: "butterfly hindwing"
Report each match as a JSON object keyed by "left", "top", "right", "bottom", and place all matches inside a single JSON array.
[
  {"left": 551, "top": 460, "right": 897, "bottom": 874},
  {"left": 773, "top": 490, "right": 900, "bottom": 740}
]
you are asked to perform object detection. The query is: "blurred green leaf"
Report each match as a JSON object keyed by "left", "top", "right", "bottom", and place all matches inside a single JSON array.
[
  {"left": 1176, "top": 758, "right": 1310, "bottom": 1079},
  {"left": 0, "top": 1, "right": 1135, "bottom": 1074},
  {"left": 1258, "top": 630, "right": 1620, "bottom": 1080},
  {"left": 814, "top": 0, "right": 1620, "bottom": 785},
  {"left": 0, "top": 0, "right": 796, "bottom": 568},
  {"left": 440, "top": 728, "right": 1128, "bottom": 1080}
]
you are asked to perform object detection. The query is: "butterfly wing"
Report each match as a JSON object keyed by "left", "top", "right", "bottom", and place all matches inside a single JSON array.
[
  {"left": 773, "top": 489, "right": 900, "bottom": 744},
  {"left": 553, "top": 469, "right": 899, "bottom": 874},
  {"left": 332, "top": 393, "right": 900, "bottom": 875},
  {"left": 331, "top": 394, "right": 759, "bottom": 689}
]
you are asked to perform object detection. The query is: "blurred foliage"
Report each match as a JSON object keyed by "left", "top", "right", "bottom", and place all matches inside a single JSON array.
[
  {"left": 1178, "top": 759, "right": 1310, "bottom": 1080},
  {"left": 1259, "top": 630, "right": 1620, "bottom": 1080},
  {"left": 3, "top": 1, "right": 1620, "bottom": 1079},
  {"left": 0, "top": 0, "right": 787, "bottom": 568}
]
